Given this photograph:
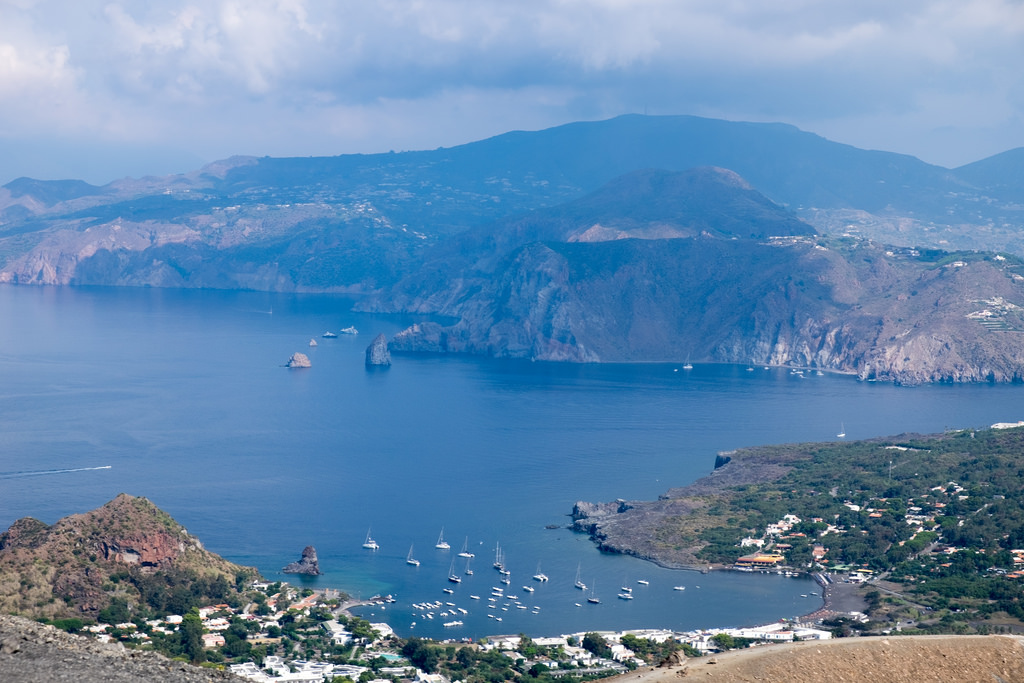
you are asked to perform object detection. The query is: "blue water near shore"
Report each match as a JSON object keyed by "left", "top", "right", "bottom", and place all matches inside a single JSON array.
[{"left": 3, "top": 285, "right": 1024, "bottom": 639}]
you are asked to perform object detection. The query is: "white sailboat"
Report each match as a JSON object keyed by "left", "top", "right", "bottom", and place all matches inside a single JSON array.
[
  {"left": 447, "top": 559, "right": 461, "bottom": 583},
  {"left": 587, "top": 582, "right": 601, "bottom": 604},
  {"left": 435, "top": 527, "right": 450, "bottom": 550},
  {"left": 406, "top": 545, "right": 420, "bottom": 566},
  {"left": 532, "top": 563, "right": 549, "bottom": 582},
  {"left": 464, "top": 557, "right": 473, "bottom": 575},
  {"left": 362, "top": 529, "right": 379, "bottom": 550},
  {"left": 837, "top": 422, "right": 846, "bottom": 439},
  {"left": 457, "top": 537, "right": 475, "bottom": 558},
  {"left": 574, "top": 563, "right": 587, "bottom": 590},
  {"left": 493, "top": 543, "right": 504, "bottom": 571}
]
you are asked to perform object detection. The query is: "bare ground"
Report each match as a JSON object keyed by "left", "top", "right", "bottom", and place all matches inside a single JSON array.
[{"left": 609, "top": 635, "right": 1024, "bottom": 683}]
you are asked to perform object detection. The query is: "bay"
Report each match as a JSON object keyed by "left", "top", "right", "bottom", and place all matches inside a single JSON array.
[{"left": 2, "top": 285, "right": 1023, "bottom": 640}]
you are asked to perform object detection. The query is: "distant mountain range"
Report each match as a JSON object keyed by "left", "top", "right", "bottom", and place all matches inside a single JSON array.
[{"left": 2, "top": 114, "right": 1024, "bottom": 382}]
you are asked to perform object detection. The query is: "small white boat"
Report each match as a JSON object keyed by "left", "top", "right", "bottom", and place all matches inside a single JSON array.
[
  {"left": 442, "top": 588, "right": 454, "bottom": 594},
  {"left": 523, "top": 586, "right": 535, "bottom": 592},
  {"left": 435, "top": 527, "right": 450, "bottom": 550},
  {"left": 673, "top": 586, "right": 685, "bottom": 591},
  {"left": 682, "top": 362, "right": 693, "bottom": 370},
  {"left": 322, "top": 331, "right": 337, "bottom": 338},
  {"left": 362, "top": 529, "right": 379, "bottom": 550},
  {"left": 340, "top": 326, "right": 359, "bottom": 335},
  {"left": 470, "top": 595, "right": 480, "bottom": 600},
  {"left": 406, "top": 545, "right": 420, "bottom": 566},
  {"left": 309, "top": 339, "right": 318, "bottom": 347},
  {"left": 637, "top": 579, "right": 649, "bottom": 585},
  {"left": 618, "top": 593, "right": 634, "bottom": 600}
]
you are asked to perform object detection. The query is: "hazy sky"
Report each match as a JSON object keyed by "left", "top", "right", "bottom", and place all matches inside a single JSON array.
[{"left": 2, "top": 0, "right": 1023, "bottom": 184}]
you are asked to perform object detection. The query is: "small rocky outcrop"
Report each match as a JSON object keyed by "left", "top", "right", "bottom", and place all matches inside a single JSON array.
[
  {"left": 365, "top": 333, "right": 391, "bottom": 366},
  {"left": 286, "top": 352, "right": 311, "bottom": 368},
  {"left": 282, "top": 545, "right": 321, "bottom": 575}
]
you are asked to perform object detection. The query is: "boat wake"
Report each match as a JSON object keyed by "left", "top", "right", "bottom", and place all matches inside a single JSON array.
[{"left": 0, "top": 465, "right": 112, "bottom": 479}]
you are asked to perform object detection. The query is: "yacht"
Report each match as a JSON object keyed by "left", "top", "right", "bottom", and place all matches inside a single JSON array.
[
  {"left": 435, "top": 528, "right": 450, "bottom": 550},
  {"left": 406, "top": 545, "right": 420, "bottom": 566},
  {"left": 457, "top": 538, "right": 475, "bottom": 558},
  {"left": 532, "top": 563, "right": 549, "bottom": 582},
  {"left": 362, "top": 529, "right": 379, "bottom": 550}
]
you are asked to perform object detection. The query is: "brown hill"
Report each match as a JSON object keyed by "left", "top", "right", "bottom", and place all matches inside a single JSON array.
[
  {"left": 0, "top": 494, "right": 259, "bottom": 619},
  {"left": 612, "top": 634, "right": 1024, "bottom": 683}
]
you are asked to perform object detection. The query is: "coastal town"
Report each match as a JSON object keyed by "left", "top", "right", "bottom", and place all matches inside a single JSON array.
[{"left": 61, "top": 565, "right": 869, "bottom": 683}]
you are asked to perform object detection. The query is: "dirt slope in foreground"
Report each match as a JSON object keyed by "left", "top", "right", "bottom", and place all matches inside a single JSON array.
[
  {"left": 0, "top": 615, "right": 243, "bottom": 683},
  {"left": 610, "top": 635, "right": 1024, "bottom": 683}
]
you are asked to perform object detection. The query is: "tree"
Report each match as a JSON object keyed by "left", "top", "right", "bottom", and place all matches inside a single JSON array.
[
  {"left": 180, "top": 608, "right": 205, "bottom": 664},
  {"left": 711, "top": 633, "right": 735, "bottom": 651},
  {"left": 581, "top": 632, "right": 612, "bottom": 659}
]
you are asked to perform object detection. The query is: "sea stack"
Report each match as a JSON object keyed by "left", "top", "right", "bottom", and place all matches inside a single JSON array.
[
  {"left": 365, "top": 333, "right": 391, "bottom": 367},
  {"left": 282, "top": 545, "right": 321, "bottom": 575},
  {"left": 286, "top": 352, "right": 312, "bottom": 368}
]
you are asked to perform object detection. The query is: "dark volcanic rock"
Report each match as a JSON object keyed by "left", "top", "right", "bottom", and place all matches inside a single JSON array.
[
  {"left": 365, "top": 333, "right": 391, "bottom": 366},
  {"left": 282, "top": 545, "right": 321, "bottom": 575}
]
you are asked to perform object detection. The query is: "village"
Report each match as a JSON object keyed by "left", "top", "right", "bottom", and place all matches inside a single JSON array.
[{"left": 74, "top": 574, "right": 850, "bottom": 683}]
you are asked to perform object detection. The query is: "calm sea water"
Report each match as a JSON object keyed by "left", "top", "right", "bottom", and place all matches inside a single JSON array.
[{"left": 2, "top": 285, "right": 1023, "bottom": 639}]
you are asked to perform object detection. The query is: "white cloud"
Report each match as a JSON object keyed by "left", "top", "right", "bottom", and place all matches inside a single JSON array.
[{"left": 2, "top": 0, "right": 1024, "bottom": 181}]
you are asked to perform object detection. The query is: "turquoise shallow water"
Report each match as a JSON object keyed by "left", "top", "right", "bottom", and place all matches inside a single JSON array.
[{"left": 2, "top": 284, "right": 1022, "bottom": 638}]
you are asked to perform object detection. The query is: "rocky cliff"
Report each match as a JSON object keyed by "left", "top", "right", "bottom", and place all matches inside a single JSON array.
[
  {"left": 366, "top": 333, "right": 392, "bottom": 366},
  {"left": 0, "top": 494, "right": 259, "bottom": 619}
]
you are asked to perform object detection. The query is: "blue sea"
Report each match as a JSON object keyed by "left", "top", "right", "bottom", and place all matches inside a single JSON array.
[{"left": 2, "top": 285, "right": 1023, "bottom": 639}]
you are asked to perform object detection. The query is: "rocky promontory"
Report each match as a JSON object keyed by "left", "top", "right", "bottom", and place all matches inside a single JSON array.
[
  {"left": 282, "top": 545, "right": 321, "bottom": 575},
  {"left": 0, "top": 494, "right": 259, "bottom": 619},
  {"left": 365, "top": 333, "right": 391, "bottom": 366}
]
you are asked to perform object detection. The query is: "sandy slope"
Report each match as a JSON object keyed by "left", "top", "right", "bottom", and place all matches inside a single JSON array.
[{"left": 610, "top": 635, "right": 1024, "bottom": 683}]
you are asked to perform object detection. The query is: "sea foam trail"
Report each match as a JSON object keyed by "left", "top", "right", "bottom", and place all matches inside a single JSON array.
[{"left": 0, "top": 465, "right": 111, "bottom": 479}]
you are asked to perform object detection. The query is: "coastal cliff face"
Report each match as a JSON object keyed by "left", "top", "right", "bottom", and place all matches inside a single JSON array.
[
  {"left": 0, "top": 494, "right": 258, "bottom": 619},
  {"left": 388, "top": 236, "right": 1024, "bottom": 384}
]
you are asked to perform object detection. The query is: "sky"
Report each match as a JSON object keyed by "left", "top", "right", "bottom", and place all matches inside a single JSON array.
[{"left": 1, "top": 0, "right": 1023, "bottom": 185}]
